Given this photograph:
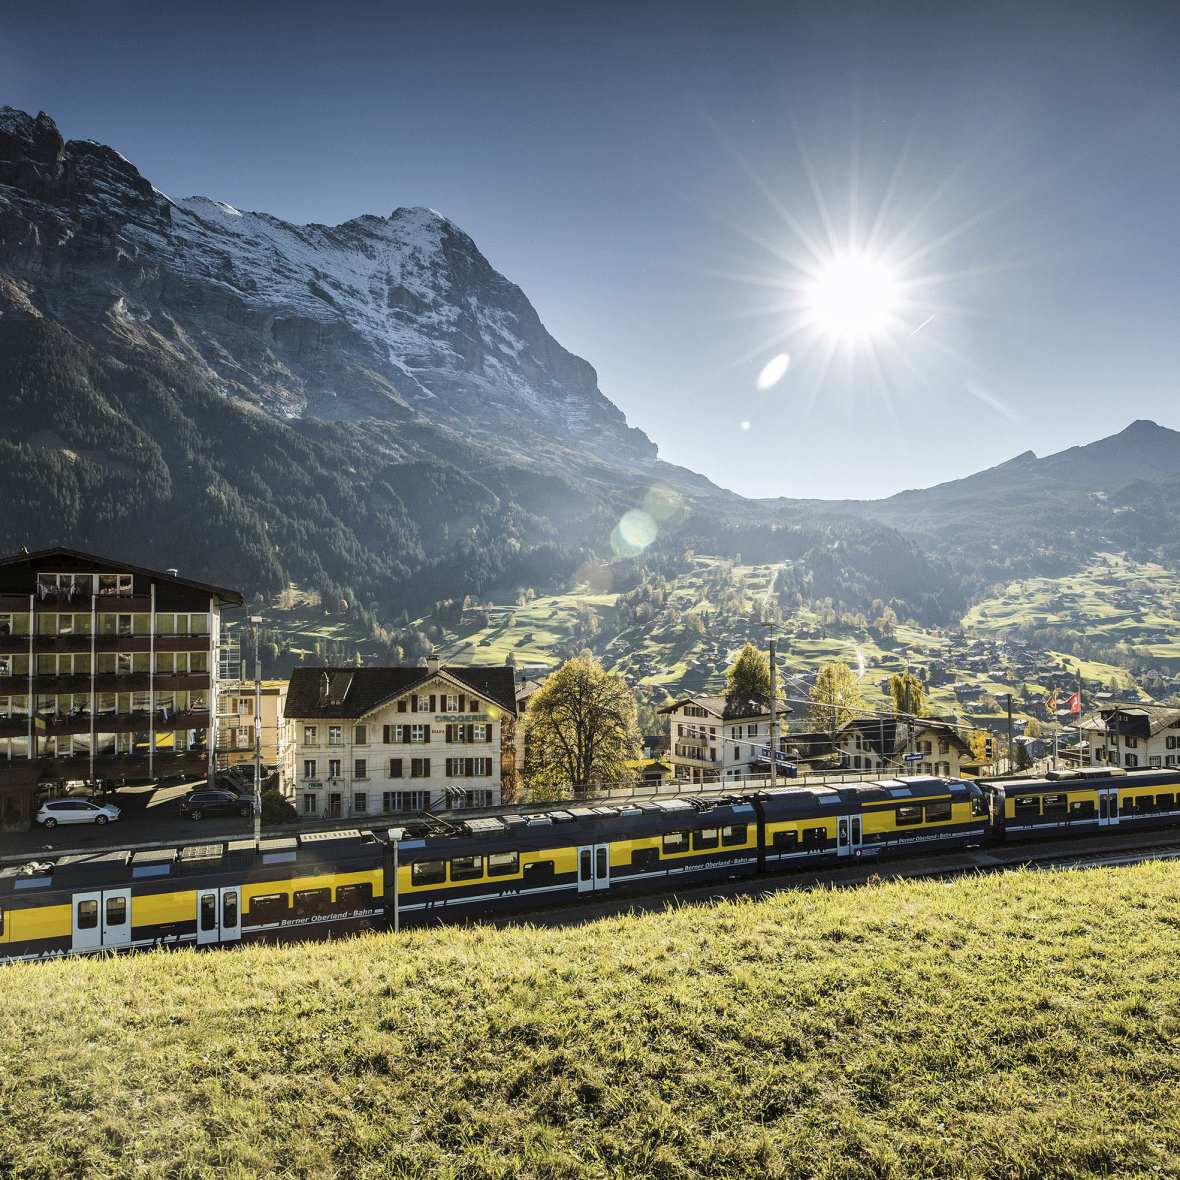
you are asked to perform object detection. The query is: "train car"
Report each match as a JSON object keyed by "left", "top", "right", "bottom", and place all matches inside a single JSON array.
[
  {"left": 0, "top": 829, "right": 384, "bottom": 964},
  {"left": 982, "top": 767, "right": 1180, "bottom": 842},
  {"left": 386, "top": 795, "right": 761, "bottom": 925},
  {"left": 753, "top": 776, "right": 989, "bottom": 867}
]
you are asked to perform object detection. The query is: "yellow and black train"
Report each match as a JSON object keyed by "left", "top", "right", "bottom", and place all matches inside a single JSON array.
[{"left": 1, "top": 767, "right": 1174, "bottom": 963}]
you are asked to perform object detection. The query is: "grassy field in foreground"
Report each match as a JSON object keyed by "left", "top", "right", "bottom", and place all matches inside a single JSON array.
[{"left": 6, "top": 865, "right": 1180, "bottom": 1179}]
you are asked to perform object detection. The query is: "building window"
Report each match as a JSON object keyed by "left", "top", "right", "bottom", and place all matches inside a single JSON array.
[
  {"left": 411, "top": 757, "right": 431, "bottom": 778},
  {"left": 383, "top": 790, "right": 429, "bottom": 813},
  {"left": 302, "top": 793, "right": 317, "bottom": 815},
  {"left": 445, "top": 694, "right": 459, "bottom": 712},
  {"left": 328, "top": 759, "right": 341, "bottom": 779},
  {"left": 353, "top": 792, "right": 367, "bottom": 814},
  {"left": 303, "top": 759, "right": 317, "bottom": 779},
  {"left": 354, "top": 758, "right": 367, "bottom": 779},
  {"left": 462, "top": 790, "right": 493, "bottom": 809},
  {"left": 354, "top": 725, "right": 367, "bottom": 745},
  {"left": 410, "top": 724, "right": 428, "bottom": 743},
  {"left": 328, "top": 726, "right": 342, "bottom": 746},
  {"left": 304, "top": 725, "right": 317, "bottom": 746}
]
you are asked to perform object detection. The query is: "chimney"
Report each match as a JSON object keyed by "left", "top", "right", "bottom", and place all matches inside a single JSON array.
[
  {"left": 319, "top": 671, "right": 330, "bottom": 705},
  {"left": 166, "top": 568, "right": 178, "bottom": 577},
  {"left": 427, "top": 651, "right": 441, "bottom": 674}
]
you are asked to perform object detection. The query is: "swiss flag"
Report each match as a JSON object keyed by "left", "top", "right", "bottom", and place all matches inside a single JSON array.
[{"left": 1065, "top": 692, "right": 1081, "bottom": 715}]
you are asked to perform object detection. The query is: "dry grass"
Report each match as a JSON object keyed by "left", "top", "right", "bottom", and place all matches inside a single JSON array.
[{"left": 4, "top": 863, "right": 1180, "bottom": 1178}]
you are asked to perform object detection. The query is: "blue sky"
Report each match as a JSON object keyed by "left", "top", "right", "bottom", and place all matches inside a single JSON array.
[{"left": 5, "top": 1, "right": 1179, "bottom": 499}]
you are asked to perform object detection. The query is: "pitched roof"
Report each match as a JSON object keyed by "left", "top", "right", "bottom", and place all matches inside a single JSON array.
[
  {"left": 284, "top": 664, "right": 517, "bottom": 720},
  {"left": 0, "top": 546, "right": 243, "bottom": 604},
  {"left": 839, "top": 716, "right": 971, "bottom": 757},
  {"left": 657, "top": 692, "right": 791, "bottom": 722},
  {"left": 1088, "top": 703, "right": 1180, "bottom": 737}
]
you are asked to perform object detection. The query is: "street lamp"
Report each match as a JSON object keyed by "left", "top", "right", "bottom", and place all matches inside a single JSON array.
[
  {"left": 250, "top": 615, "right": 263, "bottom": 845},
  {"left": 760, "top": 622, "right": 779, "bottom": 790},
  {"left": 387, "top": 827, "right": 406, "bottom": 933}
]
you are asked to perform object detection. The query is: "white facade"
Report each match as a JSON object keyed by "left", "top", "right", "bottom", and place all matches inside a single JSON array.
[
  {"left": 664, "top": 697, "right": 788, "bottom": 784},
  {"left": 1084, "top": 708, "right": 1180, "bottom": 769},
  {"left": 286, "top": 671, "right": 510, "bottom": 819}
]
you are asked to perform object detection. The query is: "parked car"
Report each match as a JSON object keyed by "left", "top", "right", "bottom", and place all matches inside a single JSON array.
[
  {"left": 37, "top": 798, "right": 122, "bottom": 829},
  {"left": 179, "top": 789, "right": 254, "bottom": 821}
]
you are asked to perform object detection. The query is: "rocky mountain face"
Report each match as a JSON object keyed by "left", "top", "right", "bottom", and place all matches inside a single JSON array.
[
  {"left": 2, "top": 105, "right": 1178, "bottom": 628},
  {"left": 0, "top": 107, "right": 724, "bottom": 611}
]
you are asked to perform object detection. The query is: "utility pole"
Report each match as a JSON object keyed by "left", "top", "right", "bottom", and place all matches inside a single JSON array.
[
  {"left": 388, "top": 827, "right": 405, "bottom": 933},
  {"left": 1006, "top": 693, "right": 1015, "bottom": 776},
  {"left": 768, "top": 635, "right": 778, "bottom": 789},
  {"left": 250, "top": 614, "right": 263, "bottom": 845}
]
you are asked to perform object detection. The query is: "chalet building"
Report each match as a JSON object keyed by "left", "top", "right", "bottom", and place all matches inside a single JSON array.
[
  {"left": 1080, "top": 704, "right": 1180, "bottom": 769},
  {"left": 217, "top": 679, "right": 293, "bottom": 780},
  {"left": 283, "top": 660, "right": 517, "bottom": 818},
  {"left": 660, "top": 694, "right": 794, "bottom": 784},
  {"left": 832, "top": 717, "right": 971, "bottom": 777},
  {"left": 0, "top": 547, "right": 242, "bottom": 831}
]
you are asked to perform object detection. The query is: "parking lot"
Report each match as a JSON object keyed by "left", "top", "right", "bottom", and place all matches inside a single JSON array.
[{"left": 0, "top": 777, "right": 265, "bottom": 859}]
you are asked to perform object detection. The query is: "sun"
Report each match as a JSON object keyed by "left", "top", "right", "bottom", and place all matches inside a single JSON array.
[{"left": 807, "top": 252, "right": 898, "bottom": 340}]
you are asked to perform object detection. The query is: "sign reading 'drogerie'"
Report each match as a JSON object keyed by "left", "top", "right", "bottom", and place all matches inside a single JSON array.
[{"left": 433, "top": 714, "right": 490, "bottom": 723}]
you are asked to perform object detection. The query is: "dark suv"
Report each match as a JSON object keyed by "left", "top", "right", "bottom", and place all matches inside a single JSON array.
[{"left": 179, "top": 788, "right": 254, "bottom": 820}]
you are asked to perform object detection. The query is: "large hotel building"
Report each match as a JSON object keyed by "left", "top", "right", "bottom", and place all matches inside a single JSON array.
[{"left": 0, "top": 548, "right": 242, "bottom": 830}]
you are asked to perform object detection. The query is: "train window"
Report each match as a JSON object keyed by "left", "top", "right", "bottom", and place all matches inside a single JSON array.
[
  {"left": 487, "top": 851, "right": 519, "bottom": 877},
  {"left": 294, "top": 888, "right": 331, "bottom": 917},
  {"left": 662, "top": 831, "right": 690, "bottom": 854},
  {"left": 450, "top": 856, "right": 484, "bottom": 882},
  {"left": 692, "top": 828, "right": 720, "bottom": 851},
  {"left": 199, "top": 893, "right": 217, "bottom": 931},
  {"left": 924, "top": 801, "right": 952, "bottom": 823},
  {"left": 632, "top": 847, "right": 660, "bottom": 873},
  {"left": 895, "top": 805, "right": 922, "bottom": 827},
  {"left": 1043, "top": 794, "right": 1068, "bottom": 817},
  {"left": 336, "top": 883, "right": 373, "bottom": 908},
  {"left": 411, "top": 861, "right": 446, "bottom": 886},
  {"left": 1014, "top": 797, "right": 1041, "bottom": 817},
  {"left": 802, "top": 827, "right": 827, "bottom": 848},
  {"left": 105, "top": 896, "right": 127, "bottom": 927},
  {"left": 772, "top": 830, "right": 799, "bottom": 851},
  {"left": 1070, "top": 800, "right": 1096, "bottom": 819},
  {"left": 77, "top": 899, "right": 98, "bottom": 930},
  {"left": 721, "top": 824, "right": 747, "bottom": 846},
  {"left": 223, "top": 892, "right": 238, "bottom": 929},
  {"left": 971, "top": 795, "right": 989, "bottom": 817},
  {"left": 0, "top": 910, "right": 4, "bottom": 936},
  {"left": 248, "top": 894, "right": 288, "bottom": 921},
  {"left": 1159, "top": 794, "right": 1175, "bottom": 810},
  {"left": 522, "top": 860, "right": 555, "bottom": 886}
]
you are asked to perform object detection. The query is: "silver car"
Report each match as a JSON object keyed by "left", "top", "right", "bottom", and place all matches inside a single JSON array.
[{"left": 36, "top": 798, "right": 122, "bottom": 828}]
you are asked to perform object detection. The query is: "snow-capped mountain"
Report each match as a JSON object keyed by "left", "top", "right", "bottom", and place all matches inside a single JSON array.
[{"left": 0, "top": 106, "right": 655, "bottom": 464}]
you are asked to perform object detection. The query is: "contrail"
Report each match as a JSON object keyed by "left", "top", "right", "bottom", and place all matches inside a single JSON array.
[{"left": 908, "top": 313, "right": 936, "bottom": 336}]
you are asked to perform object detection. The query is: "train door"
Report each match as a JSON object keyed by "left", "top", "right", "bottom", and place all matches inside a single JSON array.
[
  {"left": 196, "top": 885, "right": 242, "bottom": 945},
  {"left": 836, "top": 815, "right": 862, "bottom": 858},
  {"left": 101, "top": 889, "right": 131, "bottom": 950},
  {"left": 577, "top": 845, "right": 611, "bottom": 893},
  {"left": 71, "top": 889, "right": 130, "bottom": 953},
  {"left": 1098, "top": 788, "right": 1120, "bottom": 827}
]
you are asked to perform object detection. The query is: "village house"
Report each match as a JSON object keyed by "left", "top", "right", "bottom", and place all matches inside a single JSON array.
[
  {"left": 659, "top": 693, "right": 794, "bottom": 784},
  {"left": 1080, "top": 703, "right": 1180, "bottom": 769},
  {"left": 283, "top": 660, "right": 517, "bottom": 818},
  {"left": 217, "top": 678, "right": 294, "bottom": 780},
  {"left": 828, "top": 717, "right": 972, "bottom": 777}
]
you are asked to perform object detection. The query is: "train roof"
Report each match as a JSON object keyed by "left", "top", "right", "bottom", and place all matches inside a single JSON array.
[
  {"left": 983, "top": 767, "right": 1179, "bottom": 796},
  {"left": 0, "top": 829, "right": 384, "bottom": 896}
]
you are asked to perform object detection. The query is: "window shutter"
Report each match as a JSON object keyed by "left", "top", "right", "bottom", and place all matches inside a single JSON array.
[
  {"left": 423, "top": 725, "right": 431, "bottom": 743},
  {"left": 410, "top": 694, "right": 418, "bottom": 713},
  {"left": 466, "top": 723, "right": 474, "bottom": 743},
  {"left": 398, "top": 699, "right": 407, "bottom": 713},
  {"left": 457, "top": 694, "right": 465, "bottom": 713},
  {"left": 429, "top": 694, "right": 436, "bottom": 712},
  {"left": 382, "top": 725, "right": 390, "bottom": 744},
  {"left": 445, "top": 724, "right": 453, "bottom": 743},
  {"left": 465, "top": 757, "right": 474, "bottom": 777},
  {"left": 423, "top": 758, "right": 430, "bottom": 777},
  {"left": 389, "top": 758, "right": 402, "bottom": 778}
]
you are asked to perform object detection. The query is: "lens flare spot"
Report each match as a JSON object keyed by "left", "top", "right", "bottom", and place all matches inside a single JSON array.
[
  {"left": 756, "top": 353, "right": 791, "bottom": 390},
  {"left": 611, "top": 509, "right": 658, "bottom": 556},
  {"left": 739, "top": 420, "right": 751, "bottom": 431}
]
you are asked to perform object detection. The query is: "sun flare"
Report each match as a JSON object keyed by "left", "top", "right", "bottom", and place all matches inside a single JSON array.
[{"left": 807, "top": 252, "right": 898, "bottom": 340}]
